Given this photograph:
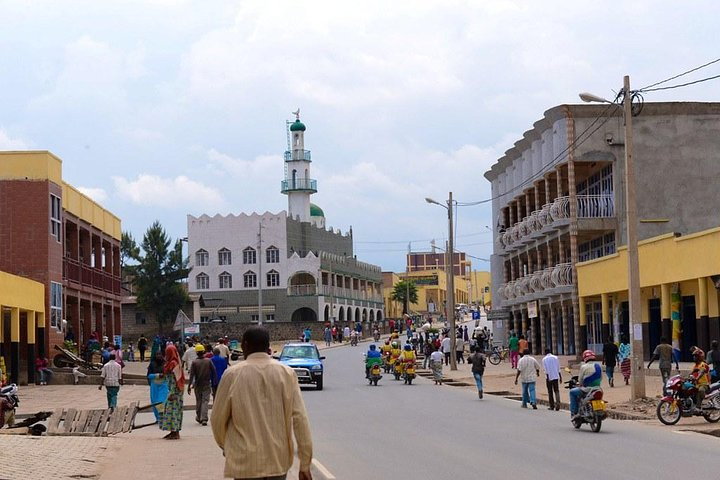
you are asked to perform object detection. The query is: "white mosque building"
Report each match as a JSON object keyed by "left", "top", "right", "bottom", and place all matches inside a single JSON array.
[{"left": 186, "top": 112, "right": 384, "bottom": 328}]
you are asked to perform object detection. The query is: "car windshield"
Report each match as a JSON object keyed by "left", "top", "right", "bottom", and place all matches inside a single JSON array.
[{"left": 281, "top": 345, "right": 319, "bottom": 360}]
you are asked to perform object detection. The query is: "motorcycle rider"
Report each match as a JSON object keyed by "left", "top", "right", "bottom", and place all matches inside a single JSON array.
[
  {"left": 365, "top": 344, "right": 383, "bottom": 378},
  {"left": 690, "top": 346, "right": 711, "bottom": 413},
  {"left": 399, "top": 343, "right": 417, "bottom": 366},
  {"left": 569, "top": 350, "right": 602, "bottom": 420},
  {"left": 389, "top": 341, "right": 402, "bottom": 367}
]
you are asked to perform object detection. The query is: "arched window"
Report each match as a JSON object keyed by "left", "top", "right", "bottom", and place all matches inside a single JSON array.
[
  {"left": 195, "top": 249, "right": 209, "bottom": 266},
  {"left": 243, "top": 270, "right": 257, "bottom": 288},
  {"left": 266, "top": 269, "right": 280, "bottom": 287},
  {"left": 243, "top": 247, "right": 256, "bottom": 264},
  {"left": 196, "top": 273, "right": 209, "bottom": 290},
  {"left": 219, "top": 271, "right": 232, "bottom": 289},
  {"left": 218, "top": 248, "right": 232, "bottom": 266},
  {"left": 266, "top": 245, "right": 280, "bottom": 263}
]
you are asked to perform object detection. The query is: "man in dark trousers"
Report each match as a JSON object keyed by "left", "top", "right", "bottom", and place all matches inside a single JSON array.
[
  {"left": 188, "top": 344, "right": 216, "bottom": 426},
  {"left": 602, "top": 337, "right": 619, "bottom": 387},
  {"left": 137, "top": 334, "right": 148, "bottom": 362}
]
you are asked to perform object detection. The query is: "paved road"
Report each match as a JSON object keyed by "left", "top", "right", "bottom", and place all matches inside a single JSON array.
[{"left": 303, "top": 343, "right": 720, "bottom": 479}]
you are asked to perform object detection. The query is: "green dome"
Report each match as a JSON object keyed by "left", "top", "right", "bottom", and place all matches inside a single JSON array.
[
  {"left": 310, "top": 203, "right": 324, "bottom": 217},
  {"left": 289, "top": 119, "right": 306, "bottom": 132}
]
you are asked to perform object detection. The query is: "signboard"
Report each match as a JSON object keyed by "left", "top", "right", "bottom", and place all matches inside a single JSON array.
[
  {"left": 472, "top": 311, "right": 480, "bottom": 320},
  {"left": 527, "top": 301, "right": 538, "bottom": 319},
  {"left": 184, "top": 324, "right": 201, "bottom": 335},
  {"left": 411, "top": 274, "right": 439, "bottom": 286},
  {"left": 487, "top": 309, "right": 511, "bottom": 321}
]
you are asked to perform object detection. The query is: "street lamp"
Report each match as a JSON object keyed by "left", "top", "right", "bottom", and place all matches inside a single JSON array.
[
  {"left": 426, "top": 193, "right": 457, "bottom": 371},
  {"left": 580, "top": 75, "right": 645, "bottom": 399}
]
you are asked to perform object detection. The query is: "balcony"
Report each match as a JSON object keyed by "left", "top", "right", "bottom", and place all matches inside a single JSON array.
[
  {"left": 499, "top": 263, "right": 574, "bottom": 304},
  {"left": 284, "top": 150, "right": 312, "bottom": 162},
  {"left": 497, "top": 194, "right": 614, "bottom": 251},
  {"left": 63, "top": 257, "right": 121, "bottom": 295},
  {"left": 288, "top": 284, "right": 317, "bottom": 296},
  {"left": 281, "top": 178, "right": 318, "bottom": 194}
]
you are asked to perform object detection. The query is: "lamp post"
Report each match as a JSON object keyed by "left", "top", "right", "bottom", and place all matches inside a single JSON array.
[
  {"left": 580, "top": 75, "right": 645, "bottom": 399},
  {"left": 426, "top": 192, "right": 457, "bottom": 371}
]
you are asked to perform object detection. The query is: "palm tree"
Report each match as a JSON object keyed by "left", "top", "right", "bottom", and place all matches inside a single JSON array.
[{"left": 391, "top": 280, "right": 418, "bottom": 315}]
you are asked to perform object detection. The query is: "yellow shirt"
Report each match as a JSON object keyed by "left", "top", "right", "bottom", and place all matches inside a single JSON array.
[{"left": 211, "top": 352, "right": 313, "bottom": 478}]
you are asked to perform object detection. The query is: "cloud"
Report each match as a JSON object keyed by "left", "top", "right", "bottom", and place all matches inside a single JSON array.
[
  {"left": 113, "top": 174, "right": 225, "bottom": 211},
  {"left": 76, "top": 187, "right": 108, "bottom": 203},
  {"left": 0, "top": 129, "right": 31, "bottom": 149},
  {"left": 206, "top": 148, "right": 278, "bottom": 177}
]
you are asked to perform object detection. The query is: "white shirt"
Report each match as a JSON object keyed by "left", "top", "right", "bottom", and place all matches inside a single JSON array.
[
  {"left": 517, "top": 355, "right": 540, "bottom": 383},
  {"left": 455, "top": 338, "right": 464, "bottom": 352},
  {"left": 182, "top": 346, "right": 196, "bottom": 369},
  {"left": 542, "top": 353, "right": 561, "bottom": 381},
  {"left": 101, "top": 360, "right": 122, "bottom": 387},
  {"left": 430, "top": 351, "right": 443, "bottom": 363},
  {"left": 343, "top": 327, "right": 351, "bottom": 337},
  {"left": 441, "top": 337, "right": 451, "bottom": 353}
]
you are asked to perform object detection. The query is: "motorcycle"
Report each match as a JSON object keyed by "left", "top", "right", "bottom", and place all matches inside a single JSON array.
[
  {"left": 0, "top": 383, "right": 19, "bottom": 428},
  {"left": 656, "top": 375, "right": 720, "bottom": 425},
  {"left": 393, "top": 360, "right": 403, "bottom": 381},
  {"left": 350, "top": 334, "right": 358, "bottom": 347},
  {"left": 564, "top": 377, "right": 606, "bottom": 432},
  {"left": 373, "top": 330, "right": 380, "bottom": 342},
  {"left": 368, "top": 364, "right": 382, "bottom": 386},
  {"left": 403, "top": 362, "right": 416, "bottom": 385}
]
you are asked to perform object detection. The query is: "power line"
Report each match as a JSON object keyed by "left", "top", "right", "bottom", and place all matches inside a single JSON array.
[
  {"left": 639, "top": 57, "right": 720, "bottom": 91},
  {"left": 640, "top": 73, "right": 720, "bottom": 92}
]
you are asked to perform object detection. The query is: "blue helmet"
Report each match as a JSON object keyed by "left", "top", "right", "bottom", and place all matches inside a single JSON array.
[{"left": 369, "top": 344, "right": 376, "bottom": 350}]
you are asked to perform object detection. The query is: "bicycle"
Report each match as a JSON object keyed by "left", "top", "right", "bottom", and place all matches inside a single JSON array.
[{"left": 487, "top": 345, "right": 509, "bottom": 365}]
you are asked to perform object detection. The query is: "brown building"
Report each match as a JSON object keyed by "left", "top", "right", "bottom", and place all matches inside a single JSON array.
[
  {"left": 407, "top": 248, "right": 470, "bottom": 277},
  {"left": 0, "top": 151, "right": 121, "bottom": 384}
]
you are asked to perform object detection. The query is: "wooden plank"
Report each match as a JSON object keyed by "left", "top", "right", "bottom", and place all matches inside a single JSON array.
[
  {"left": 46, "top": 408, "right": 64, "bottom": 435},
  {"left": 85, "top": 410, "right": 103, "bottom": 434},
  {"left": 122, "top": 402, "right": 139, "bottom": 433},
  {"left": 63, "top": 408, "right": 77, "bottom": 434},
  {"left": 96, "top": 409, "right": 111, "bottom": 436},
  {"left": 108, "top": 406, "right": 127, "bottom": 435},
  {"left": 72, "top": 410, "right": 90, "bottom": 433}
]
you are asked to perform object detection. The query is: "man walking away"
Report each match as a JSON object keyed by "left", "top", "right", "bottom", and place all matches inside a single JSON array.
[
  {"left": 137, "top": 334, "right": 148, "bottom": 362},
  {"left": 514, "top": 349, "right": 540, "bottom": 409},
  {"left": 212, "top": 326, "right": 313, "bottom": 480},
  {"left": 602, "top": 337, "right": 619, "bottom": 387},
  {"left": 188, "top": 344, "right": 216, "bottom": 426},
  {"left": 542, "top": 348, "right": 562, "bottom": 410},
  {"left": 508, "top": 332, "right": 520, "bottom": 369},
  {"left": 469, "top": 346, "right": 486, "bottom": 399},
  {"left": 441, "top": 334, "right": 452, "bottom": 366},
  {"left": 647, "top": 337, "right": 679, "bottom": 394},
  {"left": 99, "top": 353, "right": 122, "bottom": 410},
  {"left": 210, "top": 347, "right": 228, "bottom": 398}
]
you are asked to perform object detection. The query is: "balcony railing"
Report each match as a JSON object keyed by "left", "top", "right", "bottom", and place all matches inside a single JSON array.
[
  {"left": 281, "top": 178, "right": 318, "bottom": 193},
  {"left": 288, "top": 284, "right": 317, "bottom": 296},
  {"left": 284, "top": 150, "right": 312, "bottom": 161},
  {"left": 499, "top": 263, "right": 574, "bottom": 301},
  {"left": 63, "top": 257, "right": 121, "bottom": 295},
  {"left": 498, "top": 194, "right": 614, "bottom": 249}
]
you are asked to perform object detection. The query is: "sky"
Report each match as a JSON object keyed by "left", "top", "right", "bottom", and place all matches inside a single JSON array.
[{"left": 2, "top": 1, "right": 719, "bottom": 272}]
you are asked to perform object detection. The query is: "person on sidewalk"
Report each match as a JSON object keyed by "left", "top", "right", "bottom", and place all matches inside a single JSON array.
[
  {"left": 188, "top": 344, "right": 216, "bottom": 426},
  {"left": 508, "top": 332, "right": 520, "bottom": 369},
  {"left": 647, "top": 336, "right": 679, "bottom": 393},
  {"left": 137, "top": 334, "right": 148, "bottom": 362},
  {"left": 430, "top": 345, "right": 444, "bottom": 384},
  {"left": 159, "top": 344, "right": 185, "bottom": 440},
  {"left": 211, "top": 326, "right": 314, "bottom": 480},
  {"left": 99, "top": 353, "right": 122, "bottom": 410},
  {"left": 181, "top": 339, "right": 196, "bottom": 373},
  {"left": 422, "top": 340, "right": 434, "bottom": 369},
  {"left": 72, "top": 366, "right": 87, "bottom": 385},
  {"left": 127, "top": 342, "right": 135, "bottom": 362},
  {"left": 35, "top": 356, "right": 53, "bottom": 385},
  {"left": 518, "top": 334, "right": 528, "bottom": 356},
  {"left": 210, "top": 347, "right": 228, "bottom": 398},
  {"left": 514, "top": 349, "right": 540, "bottom": 409},
  {"left": 323, "top": 326, "right": 332, "bottom": 347},
  {"left": 708, "top": 340, "right": 720, "bottom": 382},
  {"left": 455, "top": 335, "right": 465, "bottom": 364},
  {"left": 469, "top": 346, "right": 486, "bottom": 399},
  {"left": 602, "top": 337, "right": 619, "bottom": 387},
  {"left": 542, "top": 348, "right": 562, "bottom": 410},
  {"left": 619, "top": 334, "right": 632, "bottom": 385},
  {"left": 441, "top": 334, "right": 452, "bottom": 366}
]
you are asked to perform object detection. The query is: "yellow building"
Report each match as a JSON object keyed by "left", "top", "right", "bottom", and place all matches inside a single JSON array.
[{"left": 576, "top": 227, "right": 720, "bottom": 360}]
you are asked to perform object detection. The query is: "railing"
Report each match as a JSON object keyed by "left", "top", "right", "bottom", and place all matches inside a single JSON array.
[
  {"left": 281, "top": 178, "right": 318, "bottom": 193},
  {"left": 318, "top": 285, "right": 382, "bottom": 303},
  {"left": 551, "top": 262, "right": 573, "bottom": 287},
  {"left": 576, "top": 194, "right": 614, "bottom": 218},
  {"left": 550, "top": 196, "right": 571, "bottom": 221},
  {"left": 499, "top": 263, "right": 575, "bottom": 302},
  {"left": 63, "top": 257, "right": 121, "bottom": 295},
  {"left": 288, "top": 284, "right": 317, "bottom": 296},
  {"left": 284, "top": 150, "right": 312, "bottom": 161}
]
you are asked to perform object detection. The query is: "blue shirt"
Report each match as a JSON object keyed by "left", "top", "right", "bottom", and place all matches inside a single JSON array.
[{"left": 211, "top": 354, "right": 228, "bottom": 387}]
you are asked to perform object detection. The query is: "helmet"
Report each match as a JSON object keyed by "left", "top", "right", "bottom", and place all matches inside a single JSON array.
[
  {"left": 384, "top": 340, "right": 390, "bottom": 345},
  {"left": 195, "top": 344, "right": 205, "bottom": 353},
  {"left": 692, "top": 346, "right": 705, "bottom": 360},
  {"left": 582, "top": 349, "right": 595, "bottom": 362},
  {"left": 404, "top": 344, "right": 412, "bottom": 351},
  {"left": 369, "top": 344, "right": 376, "bottom": 350},
  {"left": 391, "top": 341, "right": 399, "bottom": 349}
]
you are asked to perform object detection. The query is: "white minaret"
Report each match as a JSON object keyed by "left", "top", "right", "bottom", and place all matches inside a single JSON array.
[{"left": 282, "top": 109, "right": 316, "bottom": 222}]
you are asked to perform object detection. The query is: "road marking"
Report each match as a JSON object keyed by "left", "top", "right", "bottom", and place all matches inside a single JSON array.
[{"left": 313, "top": 458, "right": 336, "bottom": 479}]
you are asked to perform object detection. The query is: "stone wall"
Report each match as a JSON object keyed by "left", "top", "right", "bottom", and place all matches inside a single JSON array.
[{"left": 198, "top": 321, "right": 383, "bottom": 344}]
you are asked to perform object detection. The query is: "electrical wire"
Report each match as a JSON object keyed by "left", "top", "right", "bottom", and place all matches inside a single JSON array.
[
  {"left": 639, "top": 57, "right": 720, "bottom": 91},
  {"left": 640, "top": 73, "right": 720, "bottom": 93}
]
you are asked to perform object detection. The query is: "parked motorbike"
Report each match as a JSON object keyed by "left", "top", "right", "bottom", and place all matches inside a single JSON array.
[
  {"left": 0, "top": 383, "right": 19, "bottom": 428},
  {"left": 403, "top": 363, "right": 416, "bottom": 385},
  {"left": 564, "top": 377, "right": 606, "bottom": 432},
  {"left": 656, "top": 375, "right": 720, "bottom": 425},
  {"left": 368, "top": 364, "right": 382, "bottom": 386}
]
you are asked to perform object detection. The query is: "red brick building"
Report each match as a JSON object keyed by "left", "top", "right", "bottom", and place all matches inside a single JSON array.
[{"left": 0, "top": 151, "right": 121, "bottom": 384}]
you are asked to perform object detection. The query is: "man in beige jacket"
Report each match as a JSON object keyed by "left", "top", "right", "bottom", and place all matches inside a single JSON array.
[{"left": 211, "top": 326, "right": 313, "bottom": 480}]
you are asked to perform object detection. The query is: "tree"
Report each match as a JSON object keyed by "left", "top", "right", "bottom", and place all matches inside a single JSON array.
[
  {"left": 121, "top": 231, "right": 140, "bottom": 273},
  {"left": 391, "top": 279, "right": 418, "bottom": 315},
  {"left": 133, "top": 221, "right": 188, "bottom": 332}
]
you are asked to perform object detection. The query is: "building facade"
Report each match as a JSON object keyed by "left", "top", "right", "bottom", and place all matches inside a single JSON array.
[
  {"left": 187, "top": 114, "right": 383, "bottom": 334},
  {"left": 0, "top": 152, "right": 122, "bottom": 384},
  {"left": 485, "top": 102, "right": 720, "bottom": 357}
]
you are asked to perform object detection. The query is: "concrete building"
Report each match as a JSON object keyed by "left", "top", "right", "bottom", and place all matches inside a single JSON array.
[
  {"left": 187, "top": 114, "right": 383, "bottom": 338},
  {"left": 485, "top": 102, "right": 720, "bottom": 357},
  {"left": 0, "top": 152, "right": 122, "bottom": 384}
]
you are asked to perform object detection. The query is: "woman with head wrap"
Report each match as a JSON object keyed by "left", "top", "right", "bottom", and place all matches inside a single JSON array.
[
  {"left": 159, "top": 344, "right": 185, "bottom": 439},
  {"left": 147, "top": 351, "right": 167, "bottom": 422}
]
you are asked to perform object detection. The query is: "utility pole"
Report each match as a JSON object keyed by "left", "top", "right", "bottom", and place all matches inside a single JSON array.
[
  {"left": 447, "top": 192, "right": 457, "bottom": 371},
  {"left": 329, "top": 258, "right": 335, "bottom": 325},
  {"left": 623, "top": 75, "right": 645, "bottom": 399},
  {"left": 406, "top": 243, "right": 411, "bottom": 316},
  {"left": 258, "top": 221, "right": 263, "bottom": 325}
]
